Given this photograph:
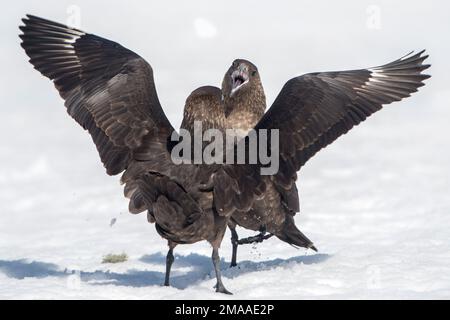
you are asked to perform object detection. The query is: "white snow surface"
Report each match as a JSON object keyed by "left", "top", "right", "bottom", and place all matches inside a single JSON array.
[{"left": 1, "top": 0, "right": 450, "bottom": 299}]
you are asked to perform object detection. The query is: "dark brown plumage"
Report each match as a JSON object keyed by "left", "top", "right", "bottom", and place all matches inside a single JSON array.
[
  {"left": 181, "top": 86, "right": 224, "bottom": 133},
  {"left": 19, "top": 14, "right": 233, "bottom": 294},
  {"left": 222, "top": 59, "right": 266, "bottom": 136},
  {"left": 19, "top": 14, "right": 431, "bottom": 293},
  {"left": 216, "top": 54, "right": 431, "bottom": 265}
]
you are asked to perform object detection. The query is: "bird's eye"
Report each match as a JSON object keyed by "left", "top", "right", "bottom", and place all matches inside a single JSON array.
[{"left": 251, "top": 70, "right": 257, "bottom": 76}]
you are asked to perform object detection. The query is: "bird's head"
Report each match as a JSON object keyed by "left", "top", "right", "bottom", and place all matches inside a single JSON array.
[{"left": 222, "top": 59, "right": 263, "bottom": 101}]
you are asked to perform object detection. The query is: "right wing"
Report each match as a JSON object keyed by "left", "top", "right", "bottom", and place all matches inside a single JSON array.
[{"left": 20, "top": 15, "right": 175, "bottom": 175}]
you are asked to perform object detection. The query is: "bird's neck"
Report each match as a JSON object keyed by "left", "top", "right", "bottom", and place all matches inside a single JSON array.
[{"left": 224, "top": 90, "right": 266, "bottom": 136}]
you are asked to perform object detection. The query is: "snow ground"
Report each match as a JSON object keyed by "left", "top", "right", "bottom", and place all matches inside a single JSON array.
[{"left": 1, "top": 0, "right": 450, "bottom": 299}]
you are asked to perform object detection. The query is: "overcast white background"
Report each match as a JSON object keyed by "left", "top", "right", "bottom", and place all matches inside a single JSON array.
[{"left": 0, "top": 0, "right": 449, "bottom": 299}]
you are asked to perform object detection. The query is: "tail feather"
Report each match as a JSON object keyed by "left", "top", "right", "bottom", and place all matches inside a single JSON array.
[{"left": 276, "top": 215, "right": 317, "bottom": 251}]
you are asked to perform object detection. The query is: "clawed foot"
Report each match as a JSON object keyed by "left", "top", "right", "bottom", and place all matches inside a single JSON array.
[{"left": 214, "top": 283, "right": 233, "bottom": 295}]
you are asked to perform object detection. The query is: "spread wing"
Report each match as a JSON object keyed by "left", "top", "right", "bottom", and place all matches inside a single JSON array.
[
  {"left": 214, "top": 51, "right": 430, "bottom": 216},
  {"left": 257, "top": 51, "right": 431, "bottom": 190},
  {"left": 19, "top": 14, "right": 174, "bottom": 175}
]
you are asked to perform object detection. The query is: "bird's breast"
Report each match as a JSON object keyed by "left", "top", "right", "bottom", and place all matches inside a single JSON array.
[{"left": 225, "top": 110, "right": 261, "bottom": 138}]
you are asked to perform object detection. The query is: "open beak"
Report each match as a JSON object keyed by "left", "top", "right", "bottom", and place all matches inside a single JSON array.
[{"left": 230, "top": 67, "right": 249, "bottom": 96}]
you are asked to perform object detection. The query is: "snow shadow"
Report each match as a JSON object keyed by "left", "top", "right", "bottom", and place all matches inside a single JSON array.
[
  {"left": 0, "top": 259, "right": 65, "bottom": 279},
  {"left": 0, "top": 259, "right": 168, "bottom": 288},
  {"left": 140, "top": 252, "right": 330, "bottom": 288},
  {"left": 0, "top": 253, "right": 329, "bottom": 289}
]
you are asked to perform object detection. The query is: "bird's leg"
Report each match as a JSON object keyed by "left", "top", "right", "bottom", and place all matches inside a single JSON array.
[
  {"left": 237, "top": 233, "right": 273, "bottom": 244},
  {"left": 212, "top": 247, "right": 232, "bottom": 294},
  {"left": 164, "top": 242, "right": 176, "bottom": 287},
  {"left": 230, "top": 227, "right": 239, "bottom": 268},
  {"left": 237, "top": 225, "right": 274, "bottom": 245}
]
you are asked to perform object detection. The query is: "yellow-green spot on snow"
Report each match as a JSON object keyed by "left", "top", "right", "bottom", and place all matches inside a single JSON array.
[{"left": 102, "top": 253, "right": 128, "bottom": 264}]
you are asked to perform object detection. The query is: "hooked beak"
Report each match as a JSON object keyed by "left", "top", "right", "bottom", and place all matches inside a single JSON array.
[{"left": 230, "top": 66, "right": 249, "bottom": 96}]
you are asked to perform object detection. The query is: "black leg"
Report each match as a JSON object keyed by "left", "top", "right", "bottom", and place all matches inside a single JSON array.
[
  {"left": 230, "top": 227, "right": 239, "bottom": 268},
  {"left": 164, "top": 246, "right": 175, "bottom": 286},
  {"left": 237, "top": 226, "right": 273, "bottom": 245},
  {"left": 212, "top": 247, "right": 232, "bottom": 294},
  {"left": 237, "top": 233, "right": 273, "bottom": 245}
]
